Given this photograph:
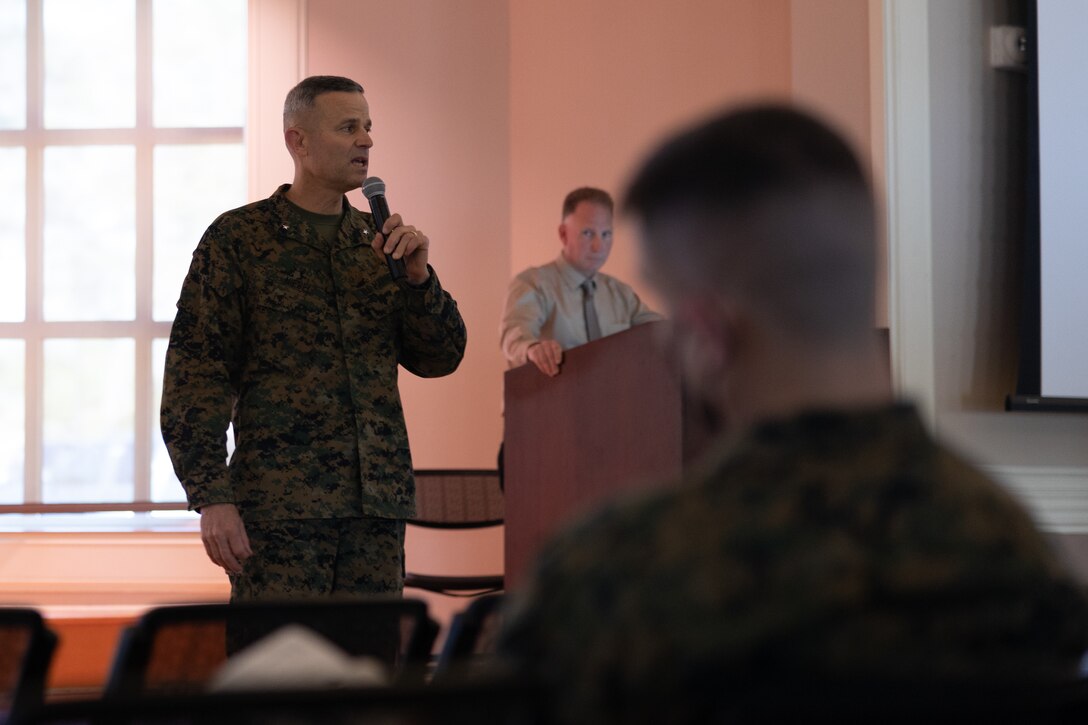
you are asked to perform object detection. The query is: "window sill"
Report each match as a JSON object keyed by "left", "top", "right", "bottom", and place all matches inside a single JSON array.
[
  {"left": 0, "top": 521, "right": 228, "bottom": 608},
  {"left": 0, "top": 511, "right": 200, "bottom": 533}
]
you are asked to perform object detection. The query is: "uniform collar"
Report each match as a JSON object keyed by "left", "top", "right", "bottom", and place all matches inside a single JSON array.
[{"left": 269, "top": 184, "right": 376, "bottom": 252}]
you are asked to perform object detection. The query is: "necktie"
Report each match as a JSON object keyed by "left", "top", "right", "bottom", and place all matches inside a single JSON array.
[{"left": 582, "top": 279, "right": 602, "bottom": 342}]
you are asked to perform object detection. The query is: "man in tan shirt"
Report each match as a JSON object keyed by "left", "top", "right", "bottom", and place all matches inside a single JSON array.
[{"left": 500, "top": 187, "right": 661, "bottom": 376}]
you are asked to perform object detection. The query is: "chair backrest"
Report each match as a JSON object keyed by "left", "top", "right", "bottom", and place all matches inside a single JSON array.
[
  {"left": 433, "top": 593, "right": 506, "bottom": 678},
  {"left": 411, "top": 469, "right": 503, "bottom": 529},
  {"left": 103, "top": 598, "right": 437, "bottom": 698},
  {"left": 405, "top": 470, "right": 505, "bottom": 596},
  {"left": 0, "top": 608, "right": 57, "bottom": 723}
]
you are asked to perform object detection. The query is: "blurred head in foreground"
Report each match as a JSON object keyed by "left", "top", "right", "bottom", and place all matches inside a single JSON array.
[{"left": 624, "top": 105, "right": 888, "bottom": 433}]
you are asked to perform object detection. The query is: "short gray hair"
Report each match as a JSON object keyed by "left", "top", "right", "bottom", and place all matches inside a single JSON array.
[
  {"left": 562, "top": 187, "right": 613, "bottom": 218},
  {"left": 283, "top": 75, "right": 364, "bottom": 129}
]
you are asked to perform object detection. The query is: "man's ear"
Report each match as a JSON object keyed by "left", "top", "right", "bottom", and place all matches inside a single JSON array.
[
  {"left": 285, "top": 127, "right": 305, "bottom": 157},
  {"left": 675, "top": 296, "right": 737, "bottom": 378}
]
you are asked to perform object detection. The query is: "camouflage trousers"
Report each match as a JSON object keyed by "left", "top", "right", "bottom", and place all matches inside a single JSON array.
[{"left": 229, "top": 516, "right": 406, "bottom": 602}]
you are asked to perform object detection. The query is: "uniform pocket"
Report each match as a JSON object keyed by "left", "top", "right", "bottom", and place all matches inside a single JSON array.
[
  {"left": 332, "top": 245, "right": 402, "bottom": 321},
  {"left": 256, "top": 280, "right": 315, "bottom": 315},
  {"left": 247, "top": 267, "right": 339, "bottom": 372}
]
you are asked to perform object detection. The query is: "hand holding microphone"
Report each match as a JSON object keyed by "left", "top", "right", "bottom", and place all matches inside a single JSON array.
[{"left": 363, "top": 177, "right": 429, "bottom": 285}]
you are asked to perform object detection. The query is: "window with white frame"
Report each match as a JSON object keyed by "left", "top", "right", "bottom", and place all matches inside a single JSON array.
[{"left": 0, "top": 0, "right": 247, "bottom": 508}]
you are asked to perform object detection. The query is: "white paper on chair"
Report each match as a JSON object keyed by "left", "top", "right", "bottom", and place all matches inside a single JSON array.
[{"left": 208, "top": 624, "right": 390, "bottom": 692}]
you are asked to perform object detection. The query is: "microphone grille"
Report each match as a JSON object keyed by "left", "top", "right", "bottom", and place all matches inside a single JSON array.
[{"left": 362, "top": 176, "right": 385, "bottom": 199}]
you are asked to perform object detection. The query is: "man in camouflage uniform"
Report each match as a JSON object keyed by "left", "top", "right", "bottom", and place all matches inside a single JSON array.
[
  {"left": 498, "top": 106, "right": 1088, "bottom": 723},
  {"left": 161, "top": 76, "right": 466, "bottom": 602}
]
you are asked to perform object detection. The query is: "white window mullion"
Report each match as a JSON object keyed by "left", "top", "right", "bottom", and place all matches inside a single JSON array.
[
  {"left": 6, "top": 0, "right": 247, "bottom": 511},
  {"left": 24, "top": 144, "right": 42, "bottom": 504},
  {"left": 23, "top": 338, "right": 42, "bottom": 505},
  {"left": 23, "top": 341, "right": 42, "bottom": 505},
  {"left": 25, "top": 0, "right": 42, "bottom": 132},
  {"left": 134, "top": 338, "right": 152, "bottom": 502},
  {"left": 3, "top": 127, "right": 241, "bottom": 147},
  {"left": 133, "top": 0, "right": 153, "bottom": 502},
  {"left": 22, "top": 0, "right": 44, "bottom": 505},
  {"left": 136, "top": 0, "right": 151, "bottom": 131}
]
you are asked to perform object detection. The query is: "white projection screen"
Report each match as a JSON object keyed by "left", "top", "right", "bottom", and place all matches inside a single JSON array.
[
  {"left": 1037, "top": 0, "right": 1088, "bottom": 399},
  {"left": 1010, "top": 0, "right": 1088, "bottom": 410}
]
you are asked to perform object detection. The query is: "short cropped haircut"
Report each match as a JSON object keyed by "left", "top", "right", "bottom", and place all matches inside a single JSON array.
[
  {"left": 623, "top": 105, "right": 877, "bottom": 343},
  {"left": 283, "top": 75, "right": 365, "bottom": 130},
  {"left": 562, "top": 187, "right": 614, "bottom": 219}
]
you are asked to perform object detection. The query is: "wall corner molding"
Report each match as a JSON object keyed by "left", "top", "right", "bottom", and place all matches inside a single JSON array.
[
  {"left": 882, "top": 0, "right": 937, "bottom": 428},
  {"left": 247, "top": 0, "right": 307, "bottom": 200}
]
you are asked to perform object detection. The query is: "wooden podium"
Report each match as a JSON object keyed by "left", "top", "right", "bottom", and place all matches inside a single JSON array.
[{"left": 502, "top": 322, "right": 714, "bottom": 588}]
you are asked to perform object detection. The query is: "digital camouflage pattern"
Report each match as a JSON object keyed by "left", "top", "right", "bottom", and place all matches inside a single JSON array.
[
  {"left": 224, "top": 517, "right": 405, "bottom": 656},
  {"left": 161, "top": 185, "right": 466, "bottom": 522},
  {"left": 230, "top": 517, "right": 406, "bottom": 600},
  {"left": 499, "top": 404, "right": 1088, "bottom": 724}
]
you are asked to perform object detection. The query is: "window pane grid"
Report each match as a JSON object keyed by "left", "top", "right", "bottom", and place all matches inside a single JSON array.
[
  {"left": 0, "top": 147, "right": 27, "bottom": 322},
  {"left": 3, "top": 0, "right": 246, "bottom": 509},
  {"left": 43, "top": 0, "right": 136, "bottom": 129},
  {"left": 0, "top": 0, "right": 27, "bottom": 130},
  {"left": 0, "top": 340, "right": 26, "bottom": 504}
]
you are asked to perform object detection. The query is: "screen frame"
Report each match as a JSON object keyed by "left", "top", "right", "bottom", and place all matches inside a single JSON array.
[{"left": 1006, "top": 0, "right": 1088, "bottom": 412}]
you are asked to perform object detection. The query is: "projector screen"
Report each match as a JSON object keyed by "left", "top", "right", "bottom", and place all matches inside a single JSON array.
[
  {"left": 1009, "top": 0, "right": 1088, "bottom": 411},
  {"left": 1037, "top": 0, "right": 1088, "bottom": 399}
]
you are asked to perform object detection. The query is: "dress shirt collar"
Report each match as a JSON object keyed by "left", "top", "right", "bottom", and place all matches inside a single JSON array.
[{"left": 555, "top": 253, "right": 595, "bottom": 291}]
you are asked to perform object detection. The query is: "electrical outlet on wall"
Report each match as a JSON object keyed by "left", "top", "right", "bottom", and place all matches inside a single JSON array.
[{"left": 990, "top": 25, "right": 1027, "bottom": 70}]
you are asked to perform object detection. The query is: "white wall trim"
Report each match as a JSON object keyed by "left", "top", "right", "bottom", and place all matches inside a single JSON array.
[
  {"left": 882, "top": 0, "right": 937, "bottom": 428},
  {"left": 985, "top": 466, "right": 1088, "bottom": 534},
  {"left": 247, "top": 0, "right": 307, "bottom": 200}
]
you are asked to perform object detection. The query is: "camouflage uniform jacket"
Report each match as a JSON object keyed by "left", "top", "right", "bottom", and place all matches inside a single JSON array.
[
  {"left": 499, "top": 404, "right": 1088, "bottom": 724},
  {"left": 161, "top": 185, "right": 467, "bottom": 522}
]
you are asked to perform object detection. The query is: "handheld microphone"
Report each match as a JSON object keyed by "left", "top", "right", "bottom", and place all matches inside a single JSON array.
[{"left": 362, "top": 176, "right": 408, "bottom": 281}]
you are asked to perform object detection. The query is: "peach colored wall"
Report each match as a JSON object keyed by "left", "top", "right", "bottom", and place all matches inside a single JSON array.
[
  {"left": 789, "top": 0, "right": 887, "bottom": 327},
  {"left": 306, "top": 0, "right": 512, "bottom": 468},
  {"left": 509, "top": 0, "right": 793, "bottom": 311},
  {"left": 789, "top": 0, "right": 872, "bottom": 163}
]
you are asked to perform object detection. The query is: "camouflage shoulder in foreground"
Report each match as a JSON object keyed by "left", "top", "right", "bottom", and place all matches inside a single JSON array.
[{"left": 499, "top": 404, "right": 1088, "bottom": 724}]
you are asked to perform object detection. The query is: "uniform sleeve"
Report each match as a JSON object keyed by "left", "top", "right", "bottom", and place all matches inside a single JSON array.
[
  {"left": 500, "top": 271, "right": 548, "bottom": 367},
  {"left": 159, "top": 223, "right": 245, "bottom": 511},
  {"left": 398, "top": 266, "right": 467, "bottom": 378}
]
